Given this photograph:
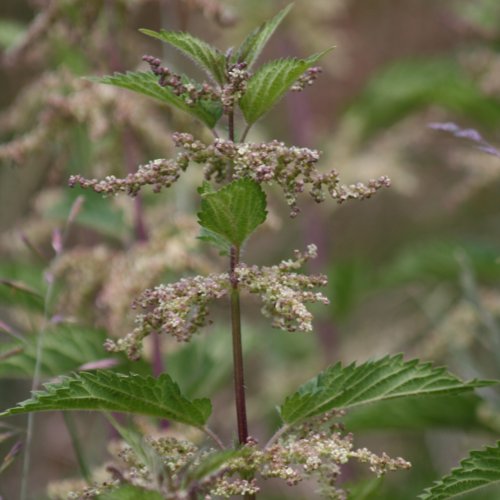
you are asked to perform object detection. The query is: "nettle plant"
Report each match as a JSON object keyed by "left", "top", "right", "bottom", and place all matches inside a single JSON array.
[{"left": 2, "top": 5, "right": 500, "bottom": 499}]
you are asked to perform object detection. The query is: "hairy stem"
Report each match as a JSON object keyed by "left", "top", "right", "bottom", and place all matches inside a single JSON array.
[{"left": 230, "top": 246, "right": 249, "bottom": 445}]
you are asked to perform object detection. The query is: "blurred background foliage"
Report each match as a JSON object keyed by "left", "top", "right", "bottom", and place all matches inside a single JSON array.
[{"left": 1, "top": 0, "right": 500, "bottom": 498}]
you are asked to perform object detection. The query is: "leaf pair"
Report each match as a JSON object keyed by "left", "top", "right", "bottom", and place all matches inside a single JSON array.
[
  {"left": 1, "top": 355, "right": 492, "bottom": 429},
  {"left": 94, "top": 4, "right": 332, "bottom": 128}
]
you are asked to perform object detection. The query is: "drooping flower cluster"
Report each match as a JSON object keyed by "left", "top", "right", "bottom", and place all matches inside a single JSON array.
[
  {"left": 68, "top": 155, "right": 189, "bottom": 196},
  {"left": 68, "top": 130, "right": 390, "bottom": 214},
  {"left": 173, "top": 133, "right": 391, "bottom": 216},
  {"left": 236, "top": 244, "right": 329, "bottom": 332},
  {"left": 49, "top": 410, "right": 410, "bottom": 499},
  {"left": 104, "top": 273, "right": 229, "bottom": 359},
  {"left": 257, "top": 410, "right": 411, "bottom": 498},
  {"left": 105, "top": 245, "right": 328, "bottom": 359},
  {"left": 143, "top": 54, "right": 220, "bottom": 106}
]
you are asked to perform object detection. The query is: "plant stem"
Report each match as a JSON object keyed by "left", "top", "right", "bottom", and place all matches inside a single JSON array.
[
  {"left": 229, "top": 246, "right": 249, "bottom": 446},
  {"left": 203, "top": 426, "right": 226, "bottom": 450},
  {"left": 228, "top": 109, "right": 235, "bottom": 142},
  {"left": 62, "top": 412, "right": 91, "bottom": 483},
  {"left": 239, "top": 123, "right": 252, "bottom": 143}
]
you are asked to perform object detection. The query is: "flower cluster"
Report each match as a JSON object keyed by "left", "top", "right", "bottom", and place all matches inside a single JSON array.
[
  {"left": 256, "top": 410, "right": 411, "bottom": 498},
  {"left": 237, "top": 244, "right": 329, "bottom": 332},
  {"left": 291, "top": 66, "right": 323, "bottom": 92},
  {"left": 143, "top": 55, "right": 220, "bottom": 105},
  {"left": 49, "top": 410, "right": 410, "bottom": 499},
  {"left": 104, "top": 273, "right": 229, "bottom": 359},
  {"left": 221, "top": 62, "right": 250, "bottom": 112},
  {"left": 106, "top": 246, "right": 328, "bottom": 359},
  {"left": 68, "top": 155, "right": 189, "bottom": 196},
  {"left": 173, "top": 133, "right": 391, "bottom": 216}
]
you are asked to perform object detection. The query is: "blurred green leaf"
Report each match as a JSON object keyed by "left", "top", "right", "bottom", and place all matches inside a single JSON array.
[
  {"left": 45, "top": 189, "right": 128, "bottom": 239},
  {"left": 346, "top": 476, "right": 384, "bottom": 500},
  {"left": 345, "top": 393, "right": 491, "bottom": 432},
  {"left": 0, "top": 262, "right": 46, "bottom": 312},
  {"left": 0, "top": 326, "right": 109, "bottom": 378},
  {"left": 346, "top": 58, "right": 500, "bottom": 141},
  {"left": 98, "top": 486, "right": 163, "bottom": 500},
  {"left": 1, "top": 371, "right": 212, "bottom": 427},
  {"left": 280, "top": 355, "right": 495, "bottom": 426},
  {"left": 420, "top": 441, "right": 500, "bottom": 499},
  {"left": 380, "top": 241, "right": 500, "bottom": 287},
  {"left": 328, "top": 260, "right": 372, "bottom": 319},
  {"left": 0, "top": 20, "right": 26, "bottom": 49}
]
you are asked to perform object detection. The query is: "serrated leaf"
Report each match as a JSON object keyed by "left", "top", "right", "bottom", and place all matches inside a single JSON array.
[
  {"left": 0, "top": 371, "right": 212, "bottom": 427},
  {"left": 140, "top": 29, "right": 226, "bottom": 84},
  {"left": 280, "top": 354, "right": 495, "bottom": 426},
  {"left": 239, "top": 48, "right": 332, "bottom": 124},
  {"left": 234, "top": 4, "right": 293, "bottom": 68},
  {"left": 197, "top": 179, "right": 267, "bottom": 249},
  {"left": 420, "top": 441, "right": 500, "bottom": 499},
  {"left": 91, "top": 71, "right": 222, "bottom": 128}
]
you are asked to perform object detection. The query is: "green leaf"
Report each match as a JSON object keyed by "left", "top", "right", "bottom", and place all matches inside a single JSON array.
[
  {"left": 234, "top": 4, "right": 293, "bottom": 68},
  {"left": 98, "top": 486, "right": 164, "bottom": 500},
  {"left": 91, "top": 71, "right": 222, "bottom": 128},
  {"left": 345, "top": 58, "right": 500, "bottom": 142},
  {"left": 197, "top": 179, "right": 267, "bottom": 250},
  {"left": 420, "top": 441, "right": 500, "bottom": 499},
  {"left": 344, "top": 393, "right": 492, "bottom": 432},
  {"left": 0, "top": 20, "right": 26, "bottom": 49},
  {"left": 0, "top": 326, "right": 110, "bottom": 378},
  {"left": 139, "top": 29, "right": 226, "bottom": 84},
  {"left": 45, "top": 189, "right": 128, "bottom": 240},
  {"left": 279, "top": 354, "right": 495, "bottom": 426},
  {"left": 239, "top": 48, "right": 332, "bottom": 125},
  {"left": 0, "top": 371, "right": 212, "bottom": 427}
]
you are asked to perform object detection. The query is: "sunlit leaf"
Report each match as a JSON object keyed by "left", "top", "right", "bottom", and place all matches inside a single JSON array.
[
  {"left": 0, "top": 371, "right": 212, "bottom": 427},
  {"left": 280, "top": 354, "right": 495, "bottom": 426}
]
